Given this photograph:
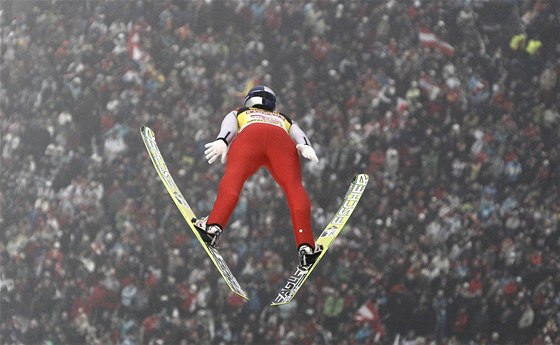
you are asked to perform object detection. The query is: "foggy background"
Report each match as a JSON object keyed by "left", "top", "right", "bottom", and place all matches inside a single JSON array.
[{"left": 1, "top": 1, "right": 559, "bottom": 344}]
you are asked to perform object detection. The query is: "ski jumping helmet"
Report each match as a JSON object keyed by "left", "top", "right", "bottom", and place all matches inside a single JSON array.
[{"left": 244, "top": 85, "right": 276, "bottom": 111}]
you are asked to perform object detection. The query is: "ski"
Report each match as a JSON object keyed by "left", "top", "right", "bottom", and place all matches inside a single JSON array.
[
  {"left": 271, "top": 173, "right": 369, "bottom": 306},
  {"left": 140, "top": 126, "right": 248, "bottom": 300}
]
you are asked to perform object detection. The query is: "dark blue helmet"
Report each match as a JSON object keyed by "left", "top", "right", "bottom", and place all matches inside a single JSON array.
[{"left": 244, "top": 85, "right": 276, "bottom": 111}]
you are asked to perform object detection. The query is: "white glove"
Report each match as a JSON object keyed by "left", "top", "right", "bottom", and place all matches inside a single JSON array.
[
  {"left": 296, "top": 144, "right": 319, "bottom": 163},
  {"left": 204, "top": 139, "right": 228, "bottom": 164}
]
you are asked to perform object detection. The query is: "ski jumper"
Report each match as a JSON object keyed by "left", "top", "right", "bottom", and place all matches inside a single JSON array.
[{"left": 207, "top": 107, "right": 315, "bottom": 248}]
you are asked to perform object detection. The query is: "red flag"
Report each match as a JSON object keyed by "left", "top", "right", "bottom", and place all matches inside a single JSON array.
[
  {"left": 354, "top": 300, "right": 379, "bottom": 322},
  {"left": 128, "top": 25, "right": 145, "bottom": 62},
  {"left": 354, "top": 300, "right": 384, "bottom": 337},
  {"left": 419, "top": 27, "right": 455, "bottom": 57}
]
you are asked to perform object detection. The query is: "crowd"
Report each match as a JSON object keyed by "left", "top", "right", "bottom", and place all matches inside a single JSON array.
[{"left": 1, "top": 0, "right": 559, "bottom": 344}]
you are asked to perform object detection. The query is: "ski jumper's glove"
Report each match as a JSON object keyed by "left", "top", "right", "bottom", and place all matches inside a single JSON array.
[
  {"left": 205, "top": 139, "right": 228, "bottom": 164},
  {"left": 296, "top": 144, "right": 319, "bottom": 163}
]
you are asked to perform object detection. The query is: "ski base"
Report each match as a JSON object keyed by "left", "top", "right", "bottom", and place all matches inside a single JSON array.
[
  {"left": 271, "top": 173, "right": 369, "bottom": 306},
  {"left": 140, "top": 126, "right": 248, "bottom": 300}
]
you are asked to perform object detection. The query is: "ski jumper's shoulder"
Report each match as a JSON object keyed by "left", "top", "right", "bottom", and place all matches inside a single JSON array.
[
  {"left": 236, "top": 107, "right": 250, "bottom": 115},
  {"left": 277, "top": 111, "right": 293, "bottom": 125}
]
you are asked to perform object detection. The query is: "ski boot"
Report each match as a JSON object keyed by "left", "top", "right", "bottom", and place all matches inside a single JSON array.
[
  {"left": 298, "top": 244, "right": 322, "bottom": 269},
  {"left": 192, "top": 216, "right": 222, "bottom": 247}
]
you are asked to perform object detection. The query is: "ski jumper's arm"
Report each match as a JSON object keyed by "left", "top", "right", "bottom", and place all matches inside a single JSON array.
[
  {"left": 216, "top": 110, "right": 239, "bottom": 146},
  {"left": 204, "top": 110, "right": 238, "bottom": 164},
  {"left": 289, "top": 123, "right": 319, "bottom": 163},
  {"left": 288, "top": 123, "right": 311, "bottom": 146}
]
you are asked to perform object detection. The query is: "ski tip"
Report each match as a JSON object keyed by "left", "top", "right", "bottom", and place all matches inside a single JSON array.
[
  {"left": 141, "top": 126, "right": 155, "bottom": 138},
  {"left": 354, "top": 173, "right": 369, "bottom": 184}
]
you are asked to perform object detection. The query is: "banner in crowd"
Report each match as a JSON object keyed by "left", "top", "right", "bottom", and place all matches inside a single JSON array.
[
  {"left": 419, "top": 27, "right": 455, "bottom": 57},
  {"left": 354, "top": 299, "right": 384, "bottom": 339},
  {"left": 128, "top": 24, "right": 145, "bottom": 62}
]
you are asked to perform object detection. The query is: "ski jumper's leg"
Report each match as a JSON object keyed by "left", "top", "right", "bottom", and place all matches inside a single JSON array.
[
  {"left": 265, "top": 126, "right": 315, "bottom": 248},
  {"left": 207, "top": 125, "right": 266, "bottom": 229}
]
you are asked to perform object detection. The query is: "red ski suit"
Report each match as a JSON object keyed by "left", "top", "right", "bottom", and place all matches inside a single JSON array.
[{"left": 207, "top": 107, "right": 315, "bottom": 248}]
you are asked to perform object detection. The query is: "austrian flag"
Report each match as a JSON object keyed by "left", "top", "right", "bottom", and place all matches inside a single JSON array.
[
  {"left": 128, "top": 25, "right": 146, "bottom": 62},
  {"left": 419, "top": 27, "right": 455, "bottom": 57},
  {"left": 354, "top": 300, "right": 384, "bottom": 337},
  {"left": 354, "top": 300, "right": 380, "bottom": 323}
]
